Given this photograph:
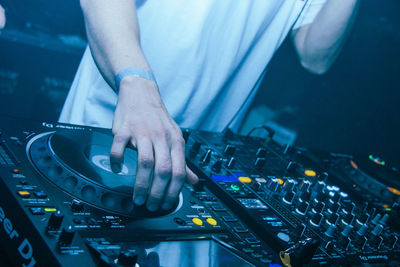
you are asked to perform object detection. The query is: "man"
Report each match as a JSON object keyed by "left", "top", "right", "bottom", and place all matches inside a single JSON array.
[{"left": 60, "top": 0, "right": 359, "bottom": 212}]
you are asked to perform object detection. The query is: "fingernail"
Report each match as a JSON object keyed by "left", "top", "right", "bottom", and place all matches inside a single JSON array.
[
  {"left": 111, "top": 162, "right": 121, "bottom": 173},
  {"left": 161, "top": 202, "right": 172, "bottom": 210},
  {"left": 147, "top": 202, "right": 158, "bottom": 212},
  {"left": 134, "top": 195, "right": 146, "bottom": 206}
]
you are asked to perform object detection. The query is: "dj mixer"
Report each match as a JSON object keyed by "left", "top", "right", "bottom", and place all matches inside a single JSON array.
[{"left": 0, "top": 115, "right": 399, "bottom": 266}]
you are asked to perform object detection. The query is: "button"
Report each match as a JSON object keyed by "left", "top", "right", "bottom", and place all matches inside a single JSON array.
[
  {"left": 230, "top": 184, "right": 240, "bottom": 191},
  {"left": 238, "top": 177, "right": 251, "bottom": 184},
  {"left": 86, "top": 218, "right": 97, "bottom": 225},
  {"left": 277, "top": 232, "right": 290, "bottom": 242},
  {"left": 12, "top": 169, "right": 20, "bottom": 174},
  {"left": 73, "top": 218, "right": 84, "bottom": 225},
  {"left": 250, "top": 252, "right": 262, "bottom": 259},
  {"left": 260, "top": 258, "right": 272, "bottom": 263},
  {"left": 19, "top": 180, "right": 28, "bottom": 185},
  {"left": 206, "top": 218, "right": 217, "bottom": 226},
  {"left": 304, "top": 170, "right": 316, "bottom": 177},
  {"left": 241, "top": 248, "right": 254, "bottom": 254},
  {"left": 233, "top": 226, "right": 249, "bottom": 233},
  {"left": 174, "top": 217, "right": 186, "bottom": 226},
  {"left": 222, "top": 216, "right": 238, "bottom": 222},
  {"left": 211, "top": 205, "right": 226, "bottom": 212},
  {"left": 44, "top": 207, "right": 57, "bottom": 212},
  {"left": 245, "top": 238, "right": 260, "bottom": 244},
  {"left": 33, "top": 191, "right": 48, "bottom": 199},
  {"left": 29, "top": 207, "right": 44, "bottom": 215},
  {"left": 192, "top": 218, "right": 203, "bottom": 226},
  {"left": 17, "top": 191, "right": 30, "bottom": 198}
]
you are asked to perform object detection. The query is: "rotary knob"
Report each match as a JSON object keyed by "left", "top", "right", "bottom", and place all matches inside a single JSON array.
[
  {"left": 299, "top": 191, "right": 311, "bottom": 203},
  {"left": 326, "top": 213, "right": 340, "bottom": 225},
  {"left": 299, "top": 180, "right": 311, "bottom": 193},
  {"left": 342, "top": 213, "right": 355, "bottom": 226},
  {"left": 325, "top": 224, "right": 337, "bottom": 238},
  {"left": 310, "top": 213, "right": 324, "bottom": 227},
  {"left": 328, "top": 202, "right": 341, "bottom": 214},
  {"left": 282, "top": 191, "right": 295, "bottom": 205},
  {"left": 282, "top": 179, "right": 296, "bottom": 192},
  {"left": 266, "top": 178, "right": 279, "bottom": 192},
  {"left": 295, "top": 201, "right": 309, "bottom": 215},
  {"left": 312, "top": 201, "right": 325, "bottom": 214},
  {"left": 356, "top": 213, "right": 370, "bottom": 226}
]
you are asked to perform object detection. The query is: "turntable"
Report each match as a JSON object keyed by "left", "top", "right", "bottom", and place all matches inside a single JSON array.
[{"left": 0, "top": 116, "right": 280, "bottom": 267}]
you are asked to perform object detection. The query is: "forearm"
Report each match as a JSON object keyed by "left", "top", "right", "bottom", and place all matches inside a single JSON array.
[
  {"left": 80, "top": 0, "right": 150, "bottom": 89},
  {"left": 293, "top": 0, "right": 360, "bottom": 74}
]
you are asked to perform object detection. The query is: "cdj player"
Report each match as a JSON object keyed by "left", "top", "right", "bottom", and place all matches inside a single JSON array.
[{"left": 0, "top": 115, "right": 399, "bottom": 266}]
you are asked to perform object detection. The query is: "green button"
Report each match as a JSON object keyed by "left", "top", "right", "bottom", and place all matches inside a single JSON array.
[{"left": 230, "top": 184, "right": 240, "bottom": 191}]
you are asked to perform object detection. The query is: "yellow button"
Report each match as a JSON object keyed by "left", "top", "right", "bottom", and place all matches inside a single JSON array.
[
  {"left": 277, "top": 178, "right": 284, "bottom": 185},
  {"left": 206, "top": 218, "right": 217, "bottom": 226},
  {"left": 192, "top": 218, "right": 203, "bottom": 226},
  {"left": 304, "top": 170, "right": 316, "bottom": 177},
  {"left": 238, "top": 176, "right": 252, "bottom": 184},
  {"left": 44, "top": 208, "right": 57, "bottom": 212},
  {"left": 17, "top": 191, "right": 30, "bottom": 198}
]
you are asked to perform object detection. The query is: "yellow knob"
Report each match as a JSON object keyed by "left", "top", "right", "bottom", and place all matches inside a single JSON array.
[
  {"left": 192, "top": 218, "right": 203, "bottom": 226},
  {"left": 206, "top": 218, "right": 217, "bottom": 226}
]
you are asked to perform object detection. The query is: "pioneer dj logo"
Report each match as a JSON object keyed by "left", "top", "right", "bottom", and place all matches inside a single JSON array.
[{"left": 0, "top": 206, "right": 36, "bottom": 266}]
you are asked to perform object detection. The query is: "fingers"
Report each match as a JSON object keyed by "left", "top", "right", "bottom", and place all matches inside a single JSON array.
[
  {"left": 110, "top": 133, "right": 130, "bottom": 173},
  {"left": 162, "top": 136, "right": 187, "bottom": 210},
  {"left": 132, "top": 137, "right": 154, "bottom": 205},
  {"left": 146, "top": 136, "right": 172, "bottom": 211},
  {"left": 186, "top": 166, "right": 199, "bottom": 185},
  {"left": 0, "top": 5, "right": 5, "bottom": 29}
]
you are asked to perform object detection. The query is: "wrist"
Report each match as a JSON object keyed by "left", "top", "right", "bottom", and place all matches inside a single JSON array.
[{"left": 115, "top": 67, "right": 157, "bottom": 92}]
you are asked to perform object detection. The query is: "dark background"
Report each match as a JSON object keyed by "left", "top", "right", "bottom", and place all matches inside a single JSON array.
[{"left": 0, "top": 0, "right": 399, "bottom": 166}]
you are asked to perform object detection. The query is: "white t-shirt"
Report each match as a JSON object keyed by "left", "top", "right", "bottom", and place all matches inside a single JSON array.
[{"left": 59, "top": 0, "right": 326, "bottom": 131}]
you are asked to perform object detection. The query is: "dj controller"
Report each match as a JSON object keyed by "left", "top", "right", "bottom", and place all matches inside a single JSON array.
[{"left": 0, "top": 115, "right": 399, "bottom": 266}]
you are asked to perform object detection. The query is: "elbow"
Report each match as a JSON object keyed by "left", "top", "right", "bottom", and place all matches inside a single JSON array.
[
  {"left": 79, "top": 0, "right": 93, "bottom": 13},
  {"left": 300, "top": 59, "right": 332, "bottom": 75}
]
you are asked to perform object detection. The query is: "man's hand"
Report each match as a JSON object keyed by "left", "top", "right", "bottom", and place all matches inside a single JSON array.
[
  {"left": 110, "top": 76, "right": 198, "bottom": 211},
  {"left": 0, "top": 5, "right": 6, "bottom": 29}
]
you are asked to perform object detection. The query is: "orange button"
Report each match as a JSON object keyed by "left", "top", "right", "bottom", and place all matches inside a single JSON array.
[
  {"left": 277, "top": 178, "right": 284, "bottom": 185},
  {"left": 388, "top": 187, "right": 400, "bottom": 196},
  {"left": 238, "top": 176, "right": 252, "bottom": 184},
  {"left": 192, "top": 218, "right": 203, "bottom": 226},
  {"left": 304, "top": 170, "right": 316, "bottom": 177},
  {"left": 17, "top": 191, "right": 30, "bottom": 198},
  {"left": 206, "top": 218, "right": 217, "bottom": 226}
]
